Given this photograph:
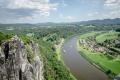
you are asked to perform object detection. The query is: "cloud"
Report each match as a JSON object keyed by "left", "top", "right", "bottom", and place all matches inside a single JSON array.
[
  {"left": 66, "top": 16, "right": 75, "bottom": 20},
  {"left": 104, "top": 0, "right": 120, "bottom": 10},
  {"left": 87, "top": 12, "right": 99, "bottom": 17},
  {"left": 61, "top": 0, "right": 68, "bottom": 7},
  {"left": 0, "top": 0, "right": 59, "bottom": 20},
  {"left": 103, "top": 0, "right": 120, "bottom": 18},
  {"left": 59, "top": 14, "right": 76, "bottom": 20},
  {"left": 105, "top": 0, "right": 116, "bottom": 3}
]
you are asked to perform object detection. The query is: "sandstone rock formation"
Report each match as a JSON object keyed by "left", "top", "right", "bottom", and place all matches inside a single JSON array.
[{"left": 0, "top": 35, "right": 44, "bottom": 80}]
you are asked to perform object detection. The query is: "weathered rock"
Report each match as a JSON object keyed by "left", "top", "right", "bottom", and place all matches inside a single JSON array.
[{"left": 0, "top": 35, "right": 44, "bottom": 80}]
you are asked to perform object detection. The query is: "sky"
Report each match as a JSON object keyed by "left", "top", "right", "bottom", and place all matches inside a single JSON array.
[{"left": 0, "top": 0, "right": 120, "bottom": 23}]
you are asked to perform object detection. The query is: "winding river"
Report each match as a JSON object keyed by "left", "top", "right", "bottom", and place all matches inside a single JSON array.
[{"left": 61, "top": 37, "right": 109, "bottom": 80}]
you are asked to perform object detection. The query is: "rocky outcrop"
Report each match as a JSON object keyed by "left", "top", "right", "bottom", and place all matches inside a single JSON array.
[{"left": 0, "top": 35, "right": 44, "bottom": 80}]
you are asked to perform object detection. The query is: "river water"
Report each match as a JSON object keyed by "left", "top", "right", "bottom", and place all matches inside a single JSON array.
[{"left": 61, "top": 37, "right": 109, "bottom": 80}]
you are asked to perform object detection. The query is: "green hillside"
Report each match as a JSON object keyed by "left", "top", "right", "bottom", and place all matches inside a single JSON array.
[{"left": 96, "top": 32, "right": 120, "bottom": 43}]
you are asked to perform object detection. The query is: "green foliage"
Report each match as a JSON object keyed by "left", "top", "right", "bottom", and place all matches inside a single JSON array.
[
  {"left": 96, "top": 32, "right": 120, "bottom": 43},
  {"left": 35, "top": 39, "right": 75, "bottom": 80},
  {"left": 0, "top": 32, "right": 11, "bottom": 45},
  {"left": 78, "top": 46, "right": 120, "bottom": 78},
  {"left": 116, "top": 28, "right": 120, "bottom": 32},
  {"left": 1, "top": 23, "right": 120, "bottom": 80},
  {"left": 20, "top": 35, "right": 31, "bottom": 45},
  {"left": 26, "top": 45, "right": 35, "bottom": 64},
  {"left": 79, "top": 31, "right": 99, "bottom": 39},
  {"left": 43, "top": 33, "right": 59, "bottom": 43},
  {"left": 78, "top": 31, "right": 120, "bottom": 79}
]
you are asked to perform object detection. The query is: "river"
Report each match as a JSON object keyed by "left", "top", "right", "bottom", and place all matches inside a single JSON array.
[{"left": 61, "top": 37, "right": 109, "bottom": 80}]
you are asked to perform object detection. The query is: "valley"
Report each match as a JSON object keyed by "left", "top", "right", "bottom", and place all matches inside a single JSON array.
[{"left": 0, "top": 19, "right": 120, "bottom": 80}]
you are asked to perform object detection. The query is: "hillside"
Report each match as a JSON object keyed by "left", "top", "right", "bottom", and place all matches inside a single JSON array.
[
  {"left": 96, "top": 32, "right": 120, "bottom": 43},
  {"left": 78, "top": 18, "right": 120, "bottom": 25},
  {"left": 1, "top": 18, "right": 120, "bottom": 26}
]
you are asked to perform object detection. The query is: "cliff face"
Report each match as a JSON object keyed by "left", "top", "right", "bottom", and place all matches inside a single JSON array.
[{"left": 0, "top": 35, "right": 44, "bottom": 80}]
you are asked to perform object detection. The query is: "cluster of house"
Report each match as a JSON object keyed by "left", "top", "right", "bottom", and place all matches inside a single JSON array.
[{"left": 79, "top": 39, "right": 107, "bottom": 53}]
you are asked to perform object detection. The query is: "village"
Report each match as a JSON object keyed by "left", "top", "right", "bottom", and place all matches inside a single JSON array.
[
  {"left": 79, "top": 34, "right": 120, "bottom": 57},
  {"left": 79, "top": 39, "right": 107, "bottom": 53}
]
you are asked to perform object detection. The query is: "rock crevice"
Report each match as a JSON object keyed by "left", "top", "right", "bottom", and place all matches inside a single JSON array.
[{"left": 0, "top": 35, "right": 44, "bottom": 80}]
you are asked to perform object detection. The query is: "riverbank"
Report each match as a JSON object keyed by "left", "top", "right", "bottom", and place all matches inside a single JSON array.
[
  {"left": 61, "top": 37, "right": 109, "bottom": 80},
  {"left": 77, "top": 34, "right": 120, "bottom": 79},
  {"left": 55, "top": 38, "right": 77, "bottom": 80}
]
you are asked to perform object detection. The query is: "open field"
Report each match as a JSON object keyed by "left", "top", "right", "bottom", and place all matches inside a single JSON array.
[
  {"left": 96, "top": 32, "right": 120, "bottom": 43},
  {"left": 77, "top": 31, "right": 120, "bottom": 78}
]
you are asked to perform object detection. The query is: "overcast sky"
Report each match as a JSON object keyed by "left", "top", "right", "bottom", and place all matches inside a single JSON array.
[{"left": 0, "top": 0, "right": 120, "bottom": 23}]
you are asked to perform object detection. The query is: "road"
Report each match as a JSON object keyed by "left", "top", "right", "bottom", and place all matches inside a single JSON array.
[{"left": 61, "top": 37, "right": 109, "bottom": 80}]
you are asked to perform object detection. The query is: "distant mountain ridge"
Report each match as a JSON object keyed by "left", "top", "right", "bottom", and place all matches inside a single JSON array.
[
  {"left": 0, "top": 18, "right": 120, "bottom": 25},
  {"left": 78, "top": 18, "right": 120, "bottom": 25}
]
